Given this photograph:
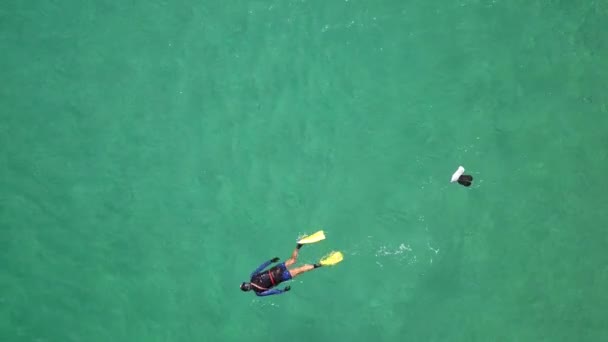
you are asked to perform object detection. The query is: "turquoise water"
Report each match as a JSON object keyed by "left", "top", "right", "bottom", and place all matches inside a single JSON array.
[{"left": 1, "top": 0, "right": 608, "bottom": 341}]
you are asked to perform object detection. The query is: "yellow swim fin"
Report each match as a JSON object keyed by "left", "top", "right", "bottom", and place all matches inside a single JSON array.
[
  {"left": 297, "top": 230, "right": 326, "bottom": 245},
  {"left": 319, "top": 251, "right": 344, "bottom": 266}
]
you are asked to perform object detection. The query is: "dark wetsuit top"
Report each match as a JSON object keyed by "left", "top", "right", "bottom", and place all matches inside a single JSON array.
[{"left": 249, "top": 259, "right": 292, "bottom": 297}]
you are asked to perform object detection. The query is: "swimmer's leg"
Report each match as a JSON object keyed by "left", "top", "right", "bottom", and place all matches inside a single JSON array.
[
  {"left": 288, "top": 263, "right": 321, "bottom": 278},
  {"left": 285, "top": 244, "right": 303, "bottom": 267}
]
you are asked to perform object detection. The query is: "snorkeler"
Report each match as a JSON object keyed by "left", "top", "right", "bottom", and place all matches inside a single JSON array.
[{"left": 240, "top": 231, "right": 343, "bottom": 297}]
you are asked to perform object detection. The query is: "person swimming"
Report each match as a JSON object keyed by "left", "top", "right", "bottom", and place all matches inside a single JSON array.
[{"left": 240, "top": 244, "right": 321, "bottom": 296}]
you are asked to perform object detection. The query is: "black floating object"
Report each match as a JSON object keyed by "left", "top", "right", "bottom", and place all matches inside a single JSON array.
[
  {"left": 461, "top": 175, "right": 473, "bottom": 182},
  {"left": 451, "top": 166, "right": 474, "bottom": 187},
  {"left": 457, "top": 175, "right": 472, "bottom": 187}
]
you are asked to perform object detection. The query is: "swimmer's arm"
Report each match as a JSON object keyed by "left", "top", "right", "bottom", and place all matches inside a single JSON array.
[
  {"left": 255, "top": 288, "right": 286, "bottom": 297},
  {"left": 256, "top": 286, "right": 291, "bottom": 297},
  {"left": 250, "top": 257, "right": 280, "bottom": 277}
]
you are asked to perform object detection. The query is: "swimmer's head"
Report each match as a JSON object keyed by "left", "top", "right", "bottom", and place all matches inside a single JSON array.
[{"left": 240, "top": 282, "right": 252, "bottom": 292}]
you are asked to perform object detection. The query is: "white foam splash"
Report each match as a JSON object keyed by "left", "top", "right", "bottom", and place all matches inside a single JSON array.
[
  {"left": 251, "top": 299, "right": 280, "bottom": 308},
  {"left": 374, "top": 243, "right": 416, "bottom": 267},
  {"left": 427, "top": 242, "right": 440, "bottom": 254}
]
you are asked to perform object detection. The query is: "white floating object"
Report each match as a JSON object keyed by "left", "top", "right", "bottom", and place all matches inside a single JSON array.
[{"left": 451, "top": 166, "right": 465, "bottom": 183}]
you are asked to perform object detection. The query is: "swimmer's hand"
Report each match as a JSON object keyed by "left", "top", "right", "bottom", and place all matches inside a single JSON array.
[
  {"left": 284, "top": 286, "right": 291, "bottom": 292},
  {"left": 271, "top": 257, "right": 280, "bottom": 263}
]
